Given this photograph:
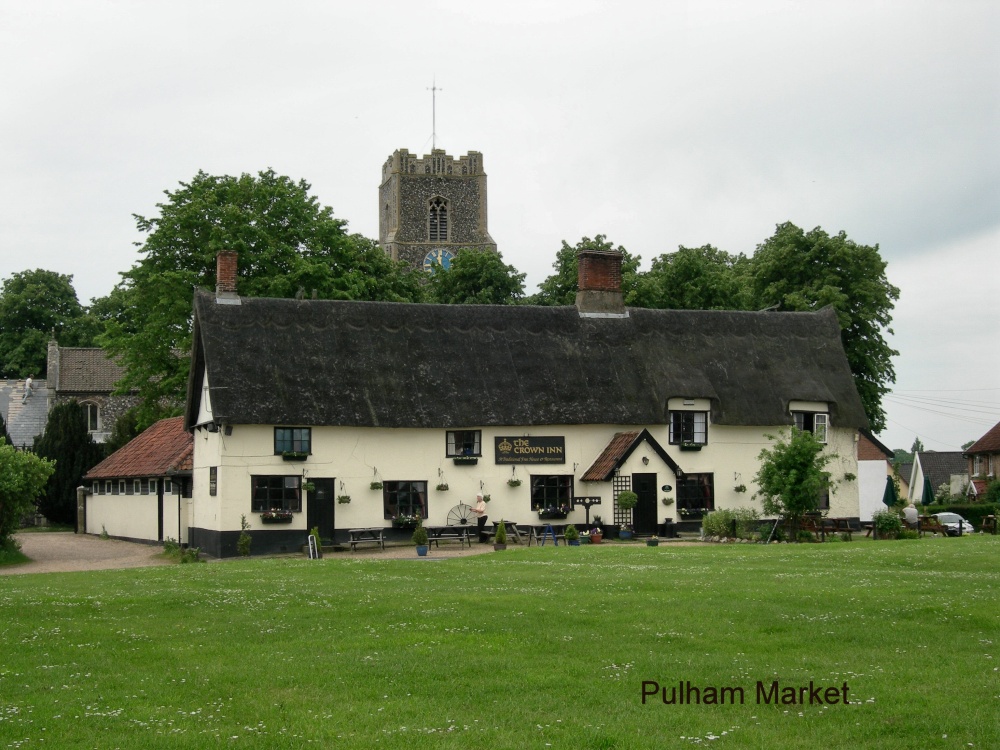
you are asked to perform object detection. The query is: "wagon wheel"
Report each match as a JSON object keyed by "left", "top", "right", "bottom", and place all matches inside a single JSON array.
[{"left": 447, "top": 503, "right": 476, "bottom": 526}]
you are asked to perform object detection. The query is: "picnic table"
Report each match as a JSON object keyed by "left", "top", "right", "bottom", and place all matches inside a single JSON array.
[
  {"left": 523, "top": 523, "right": 568, "bottom": 546},
  {"left": 348, "top": 527, "right": 386, "bottom": 551},
  {"left": 486, "top": 520, "right": 524, "bottom": 544},
  {"left": 424, "top": 525, "right": 472, "bottom": 548}
]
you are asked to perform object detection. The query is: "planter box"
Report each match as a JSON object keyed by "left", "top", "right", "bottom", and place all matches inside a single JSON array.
[
  {"left": 452, "top": 456, "right": 479, "bottom": 465},
  {"left": 281, "top": 452, "right": 309, "bottom": 461},
  {"left": 261, "top": 515, "right": 294, "bottom": 524}
]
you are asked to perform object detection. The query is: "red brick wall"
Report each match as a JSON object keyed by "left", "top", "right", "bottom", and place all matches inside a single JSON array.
[
  {"left": 216, "top": 251, "right": 238, "bottom": 294},
  {"left": 577, "top": 250, "right": 623, "bottom": 293}
]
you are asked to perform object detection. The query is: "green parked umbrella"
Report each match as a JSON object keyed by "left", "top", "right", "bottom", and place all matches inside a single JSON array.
[
  {"left": 882, "top": 475, "right": 898, "bottom": 507},
  {"left": 921, "top": 476, "right": 935, "bottom": 506}
]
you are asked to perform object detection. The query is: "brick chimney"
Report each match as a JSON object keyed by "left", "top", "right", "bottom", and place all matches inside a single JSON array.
[
  {"left": 575, "top": 250, "right": 627, "bottom": 317},
  {"left": 215, "top": 251, "right": 241, "bottom": 305}
]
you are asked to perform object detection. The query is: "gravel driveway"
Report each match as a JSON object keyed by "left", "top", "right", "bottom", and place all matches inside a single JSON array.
[{"left": 1, "top": 532, "right": 171, "bottom": 575}]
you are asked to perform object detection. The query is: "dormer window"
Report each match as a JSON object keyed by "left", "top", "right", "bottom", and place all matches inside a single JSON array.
[
  {"left": 669, "top": 411, "right": 708, "bottom": 445},
  {"left": 793, "top": 412, "right": 828, "bottom": 444}
]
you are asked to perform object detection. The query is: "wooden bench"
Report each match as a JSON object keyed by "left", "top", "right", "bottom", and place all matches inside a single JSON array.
[
  {"left": 348, "top": 528, "right": 386, "bottom": 551},
  {"left": 820, "top": 518, "right": 854, "bottom": 541},
  {"left": 425, "top": 526, "right": 472, "bottom": 548},
  {"left": 982, "top": 515, "right": 997, "bottom": 535},
  {"left": 918, "top": 517, "right": 947, "bottom": 537}
]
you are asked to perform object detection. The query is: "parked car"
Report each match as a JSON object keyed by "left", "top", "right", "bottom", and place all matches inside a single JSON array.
[{"left": 933, "top": 512, "right": 975, "bottom": 536}]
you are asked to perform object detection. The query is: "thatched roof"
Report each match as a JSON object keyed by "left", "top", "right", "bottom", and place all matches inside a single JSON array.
[{"left": 185, "top": 290, "right": 868, "bottom": 431}]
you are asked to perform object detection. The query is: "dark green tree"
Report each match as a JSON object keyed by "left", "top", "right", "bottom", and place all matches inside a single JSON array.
[
  {"left": 631, "top": 245, "right": 753, "bottom": 310},
  {"left": 100, "top": 169, "right": 425, "bottom": 428},
  {"left": 528, "top": 235, "right": 642, "bottom": 306},
  {"left": 0, "top": 413, "right": 12, "bottom": 448},
  {"left": 754, "top": 428, "right": 835, "bottom": 534},
  {"left": 33, "top": 401, "right": 106, "bottom": 526},
  {"left": 427, "top": 249, "right": 526, "bottom": 304},
  {"left": 0, "top": 269, "right": 96, "bottom": 378},
  {"left": 0, "top": 438, "right": 54, "bottom": 546},
  {"left": 750, "top": 223, "right": 899, "bottom": 433}
]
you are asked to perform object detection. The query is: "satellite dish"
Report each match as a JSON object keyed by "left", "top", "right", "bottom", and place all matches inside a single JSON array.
[{"left": 661, "top": 485, "right": 673, "bottom": 492}]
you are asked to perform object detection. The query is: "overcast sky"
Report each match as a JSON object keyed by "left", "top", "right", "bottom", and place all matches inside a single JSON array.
[{"left": 2, "top": 0, "right": 997, "bottom": 453}]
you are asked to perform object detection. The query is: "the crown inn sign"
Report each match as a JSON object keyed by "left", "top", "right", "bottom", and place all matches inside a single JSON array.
[{"left": 494, "top": 436, "right": 566, "bottom": 464}]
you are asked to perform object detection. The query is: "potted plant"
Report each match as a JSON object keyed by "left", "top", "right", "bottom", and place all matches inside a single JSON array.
[
  {"left": 734, "top": 484, "right": 747, "bottom": 493},
  {"left": 436, "top": 482, "right": 449, "bottom": 491},
  {"left": 619, "top": 524, "right": 634, "bottom": 540},
  {"left": 337, "top": 494, "right": 351, "bottom": 504},
  {"left": 579, "top": 529, "right": 591, "bottom": 544},
  {"left": 392, "top": 514, "right": 420, "bottom": 529},
  {"left": 261, "top": 510, "right": 293, "bottom": 523},
  {"left": 507, "top": 478, "right": 522, "bottom": 487},
  {"left": 302, "top": 481, "right": 316, "bottom": 492},
  {"left": 590, "top": 526, "right": 604, "bottom": 544},
  {"left": 494, "top": 519, "right": 508, "bottom": 551},
  {"left": 538, "top": 504, "right": 569, "bottom": 519},
  {"left": 370, "top": 481, "right": 383, "bottom": 490},
  {"left": 564, "top": 524, "right": 580, "bottom": 546},
  {"left": 646, "top": 535, "right": 660, "bottom": 547},
  {"left": 661, "top": 497, "right": 674, "bottom": 506},
  {"left": 281, "top": 451, "right": 308, "bottom": 461},
  {"left": 453, "top": 455, "right": 479, "bottom": 465},
  {"left": 412, "top": 522, "right": 429, "bottom": 557}
]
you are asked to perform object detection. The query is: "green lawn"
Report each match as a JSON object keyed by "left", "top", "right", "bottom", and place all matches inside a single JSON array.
[{"left": 1, "top": 537, "right": 998, "bottom": 749}]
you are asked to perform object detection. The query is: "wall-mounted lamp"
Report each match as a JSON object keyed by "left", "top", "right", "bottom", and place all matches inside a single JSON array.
[{"left": 642, "top": 456, "right": 649, "bottom": 465}]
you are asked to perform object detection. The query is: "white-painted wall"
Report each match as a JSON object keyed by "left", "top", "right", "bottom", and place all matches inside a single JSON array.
[
  {"left": 191, "top": 418, "right": 862, "bottom": 534},
  {"left": 858, "top": 459, "right": 890, "bottom": 521},
  {"left": 86, "top": 492, "right": 159, "bottom": 542}
]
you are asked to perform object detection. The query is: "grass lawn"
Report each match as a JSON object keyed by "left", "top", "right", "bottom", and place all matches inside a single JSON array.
[{"left": 1, "top": 536, "right": 997, "bottom": 749}]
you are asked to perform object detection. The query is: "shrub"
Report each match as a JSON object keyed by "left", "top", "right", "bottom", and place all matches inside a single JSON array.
[
  {"left": 616, "top": 491, "right": 639, "bottom": 510},
  {"left": 898, "top": 529, "right": 921, "bottom": 540},
  {"left": 237, "top": 515, "right": 252, "bottom": 557},
  {"left": 163, "top": 537, "right": 180, "bottom": 555},
  {"left": 180, "top": 547, "right": 202, "bottom": 563},
  {"left": 564, "top": 524, "right": 579, "bottom": 541},
  {"left": 872, "top": 509, "right": 902, "bottom": 538},
  {"left": 703, "top": 508, "right": 761, "bottom": 539},
  {"left": 796, "top": 530, "right": 815, "bottom": 543},
  {"left": 495, "top": 520, "right": 507, "bottom": 545},
  {"left": 411, "top": 523, "right": 429, "bottom": 546}
]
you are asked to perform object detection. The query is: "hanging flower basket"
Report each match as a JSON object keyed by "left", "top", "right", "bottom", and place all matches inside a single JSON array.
[
  {"left": 507, "top": 478, "right": 522, "bottom": 487},
  {"left": 370, "top": 481, "right": 383, "bottom": 490}
]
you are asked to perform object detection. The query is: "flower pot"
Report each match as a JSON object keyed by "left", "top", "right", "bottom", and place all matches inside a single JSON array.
[
  {"left": 493, "top": 543, "right": 507, "bottom": 551},
  {"left": 646, "top": 539, "right": 660, "bottom": 547},
  {"left": 619, "top": 530, "right": 633, "bottom": 540},
  {"left": 568, "top": 540, "right": 580, "bottom": 546},
  {"left": 416, "top": 545, "right": 429, "bottom": 557},
  {"left": 590, "top": 533, "right": 603, "bottom": 544}
]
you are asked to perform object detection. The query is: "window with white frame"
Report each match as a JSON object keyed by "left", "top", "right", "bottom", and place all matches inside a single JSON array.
[
  {"left": 105, "top": 480, "right": 112, "bottom": 494},
  {"left": 669, "top": 411, "right": 708, "bottom": 445},
  {"left": 82, "top": 402, "right": 99, "bottom": 432},
  {"left": 92, "top": 481, "right": 99, "bottom": 494},
  {"left": 792, "top": 412, "right": 828, "bottom": 444},
  {"left": 149, "top": 479, "right": 157, "bottom": 494},
  {"left": 446, "top": 430, "right": 481, "bottom": 457},
  {"left": 133, "top": 480, "right": 141, "bottom": 494}
]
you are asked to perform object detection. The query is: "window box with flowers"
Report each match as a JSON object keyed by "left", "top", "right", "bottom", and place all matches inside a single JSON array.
[
  {"left": 679, "top": 443, "right": 703, "bottom": 452},
  {"left": 281, "top": 451, "right": 309, "bottom": 461},
  {"left": 537, "top": 505, "right": 570, "bottom": 520},
  {"left": 261, "top": 510, "right": 294, "bottom": 523},
  {"left": 392, "top": 514, "right": 422, "bottom": 530},
  {"left": 452, "top": 456, "right": 479, "bottom": 466}
]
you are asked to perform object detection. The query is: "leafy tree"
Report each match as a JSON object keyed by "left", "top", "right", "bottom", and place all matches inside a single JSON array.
[
  {"left": 33, "top": 402, "right": 106, "bottom": 526},
  {"left": 427, "top": 249, "right": 526, "bottom": 304},
  {"left": 961, "top": 440, "right": 975, "bottom": 451},
  {"left": 0, "top": 438, "right": 55, "bottom": 546},
  {"left": 103, "top": 406, "right": 143, "bottom": 454},
  {"left": 0, "top": 412, "right": 11, "bottom": 448},
  {"left": 100, "top": 169, "right": 425, "bottom": 428},
  {"left": 754, "top": 428, "right": 835, "bottom": 534},
  {"left": 750, "top": 223, "right": 900, "bottom": 433},
  {"left": 911, "top": 437, "right": 924, "bottom": 453},
  {"left": 631, "top": 245, "right": 753, "bottom": 310},
  {"left": 892, "top": 449, "right": 913, "bottom": 465},
  {"left": 529, "top": 235, "right": 642, "bottom": 306},
  {"left": 0, "top": 269, "right": 96, "bottom": 378}
]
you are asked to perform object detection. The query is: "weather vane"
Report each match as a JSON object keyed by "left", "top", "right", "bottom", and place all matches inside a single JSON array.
[{"left": 427, "top": 77, "right": 442, "bottom": 150}]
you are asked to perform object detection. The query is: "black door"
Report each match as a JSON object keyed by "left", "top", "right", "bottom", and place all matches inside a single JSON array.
[
  {"left": 306, "top": 478, "right": 336, "bottom": 542},
  {"left": 632, "top": 473, "right": 658, "bottom": 534}
]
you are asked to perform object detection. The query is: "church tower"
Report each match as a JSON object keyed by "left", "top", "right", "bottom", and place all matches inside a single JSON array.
[{"left": 379, "top": 148, "right": 497, "bottom": 271}]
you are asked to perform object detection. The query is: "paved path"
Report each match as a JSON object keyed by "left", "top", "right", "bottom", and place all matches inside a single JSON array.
[{"left": 1, "top": 532, "right": 171, "bottom": 576}]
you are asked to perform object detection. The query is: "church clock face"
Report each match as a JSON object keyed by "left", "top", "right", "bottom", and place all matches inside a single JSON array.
[{"left": 423, "top": 248, "right": 455, "bottom": 272}]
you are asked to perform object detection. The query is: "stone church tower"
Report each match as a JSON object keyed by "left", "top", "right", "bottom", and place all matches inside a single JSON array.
[{"left": 379, "top": 148, "right": 497, "bottom": 271}]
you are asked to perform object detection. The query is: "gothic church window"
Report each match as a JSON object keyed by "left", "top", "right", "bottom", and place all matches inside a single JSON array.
[{"left": 428, "top": 197, "right": 449, "bottom": 242}]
